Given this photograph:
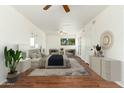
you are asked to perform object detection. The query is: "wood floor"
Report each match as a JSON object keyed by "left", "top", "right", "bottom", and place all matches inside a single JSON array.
[{"left": 0, "top": 56, "right": 121, "bottom": 88}]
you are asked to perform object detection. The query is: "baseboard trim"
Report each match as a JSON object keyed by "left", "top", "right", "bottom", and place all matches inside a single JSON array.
[
  {"left": 78, "top": 56, "right": 88, "bottom": 63},
  {"left": 115, "top": 81, "right": 124, "bottom": 87},
  {"left": 0, "top": 79, "right": 7, "bottom": 85}
]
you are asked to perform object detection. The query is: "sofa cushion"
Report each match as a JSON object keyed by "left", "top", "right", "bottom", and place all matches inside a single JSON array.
[
  {"left": 30, "top": 53, "right": 41, "bottom": 59},
  {"left": 28, "top": 49, "right": 42, "bottom": 59},
  {"left": 31, "top": 58, "right": 41, "bottom": 62}
]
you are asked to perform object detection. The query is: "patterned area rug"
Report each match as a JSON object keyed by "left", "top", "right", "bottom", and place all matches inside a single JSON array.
[{"left": 29, "top": 58, "right": 88, "bottom": 76}]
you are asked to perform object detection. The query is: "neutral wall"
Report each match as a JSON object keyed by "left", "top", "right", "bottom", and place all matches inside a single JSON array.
[
  {"left": 0, "top": 5, "right": 46, "bottom": 84},
  {"left": 46, "top": 34, "right": 78, "bottom": 55},
  {"left": 81, "top": 6, "right": 124, "bottom": 81},
  {"left": 78, "top": 31, "right": 87, "bottom": 61},
  {"left": 81, "top": 6, "right": 123, "bottom": 63}
]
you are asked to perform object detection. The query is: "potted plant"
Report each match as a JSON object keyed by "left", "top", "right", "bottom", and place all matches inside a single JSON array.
[
  {"left": 96, "top": 44, "right": 101, "bottom": 51},
  {"left": 95, "top": 44, "right": 104, "bottom": 57},
  {"left": 4, "top": 46, "right": 23, "bottom": 83}
]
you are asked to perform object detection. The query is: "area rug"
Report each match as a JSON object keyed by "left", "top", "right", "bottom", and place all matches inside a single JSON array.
[{"left": 29, "top": 58, "right": 88, "bottom": 76}]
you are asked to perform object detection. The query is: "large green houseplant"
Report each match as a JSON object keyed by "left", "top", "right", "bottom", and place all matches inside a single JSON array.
[{"left": 4, "top": 46, "right": 23, "bottom": 82}]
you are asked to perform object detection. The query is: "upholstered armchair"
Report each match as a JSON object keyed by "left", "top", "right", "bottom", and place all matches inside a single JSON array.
[{"left": 28, "top": 49, "right": 46, "bottom": 68}]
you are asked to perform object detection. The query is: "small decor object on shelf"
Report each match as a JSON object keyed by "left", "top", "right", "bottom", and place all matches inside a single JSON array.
[
  {"left": 60, "top": 48, "right": 64, "bottom": 55},
  {"left": 96, "top": 44, "right": 101, "bottom": 51},
  {"left": 95, "top": 44, "right": 104, "bottom": 57},
  {"left": 91, "top": 44, "right": 104, "bottom": 57},
  {"left": 90, "top": 48, "right": 95, "bottom": 56}
]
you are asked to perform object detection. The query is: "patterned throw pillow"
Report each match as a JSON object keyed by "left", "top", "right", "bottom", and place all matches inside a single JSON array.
[{"left": 30, "top": 53, "right": 41, "bottom": 59}]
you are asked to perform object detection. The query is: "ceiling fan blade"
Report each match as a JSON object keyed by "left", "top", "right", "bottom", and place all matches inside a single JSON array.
[
  {"left": 63, "top": 5, "right": 70, "bottom": 13},
  {"left": 43, "top": 5, "right": 52, "bottom": 10}
]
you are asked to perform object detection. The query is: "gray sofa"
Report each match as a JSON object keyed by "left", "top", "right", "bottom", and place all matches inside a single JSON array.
[
  {"left": 28, "top": 49, "right": 71, "bottom": 69},
  {"left": 28, "top": 49, "right": 46, "bottom": 68}
]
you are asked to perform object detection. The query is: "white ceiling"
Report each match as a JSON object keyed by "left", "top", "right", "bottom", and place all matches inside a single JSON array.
[{"left": 13, "top": 5, "right": 107, "bottom": 34}]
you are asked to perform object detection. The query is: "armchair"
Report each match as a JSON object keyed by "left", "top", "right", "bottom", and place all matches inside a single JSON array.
[{"left": 28, "top": 49, "right": 46, "bottom": 68}]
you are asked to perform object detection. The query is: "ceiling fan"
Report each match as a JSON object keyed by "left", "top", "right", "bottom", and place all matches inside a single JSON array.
[{"left": 43, "top": 5, "right": 70, "bottom": 13}]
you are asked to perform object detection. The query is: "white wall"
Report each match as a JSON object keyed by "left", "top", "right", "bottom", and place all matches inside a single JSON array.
[
  {"left": 0, "top": 5, "right": 46, "bottom": 84},
  {"left": 81, "top": 6, "right": 124, "bottom": 82},
  {"left": 122, "top": 7, "right": 124, "bottom": 83},
  {"left": 82, "top": 6, "right": 123, "bottom": 63},
  {"left": 77, "top": 31, "right": 87, "bottom": 61},
  {"left": 46, "top": 34, "right": 77, "bottom": 55}
]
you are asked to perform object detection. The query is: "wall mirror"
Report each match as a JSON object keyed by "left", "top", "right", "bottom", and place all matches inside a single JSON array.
[{"left": 100, "top": 31, "right": 113, "bottom": 49}]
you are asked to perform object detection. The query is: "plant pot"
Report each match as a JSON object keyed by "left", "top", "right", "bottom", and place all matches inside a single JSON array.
[
  {"left": 7, "top": 71, "right": 19, "bottom": 83},
  {"left": 96, "top": 44, "right": 101, "bottom": 51}
]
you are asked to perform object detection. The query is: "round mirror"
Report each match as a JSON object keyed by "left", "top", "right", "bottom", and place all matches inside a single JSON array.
[{"left": 100, "top": 31, "right": 113, "bottom": 49}]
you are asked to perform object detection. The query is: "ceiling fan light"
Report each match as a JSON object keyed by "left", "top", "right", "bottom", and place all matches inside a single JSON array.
[
  {"left": 43, "top": 5, "right": 70, "bottom": 13},
  {"left": 43, "top": 5, "right": 52, "bottom": 10}
]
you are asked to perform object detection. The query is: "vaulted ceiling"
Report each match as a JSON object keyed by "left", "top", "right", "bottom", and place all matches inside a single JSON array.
[{"left": 13, "top": 5, "right": 107, "bottom": 34}]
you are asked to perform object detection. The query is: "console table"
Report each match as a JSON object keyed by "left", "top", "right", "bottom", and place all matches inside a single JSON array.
[{"left": 89, "top": 56, "right": 122, "bottom": 81}]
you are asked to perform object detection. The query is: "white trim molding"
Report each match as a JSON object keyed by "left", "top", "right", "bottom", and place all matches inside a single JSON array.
[{"left": 115, "top": 81, "right": 124, "bottom": 87}]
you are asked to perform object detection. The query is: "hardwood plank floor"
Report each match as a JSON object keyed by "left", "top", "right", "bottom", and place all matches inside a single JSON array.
[{"left": 0, "top": 56, "right": 121, "bottom": 88}]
